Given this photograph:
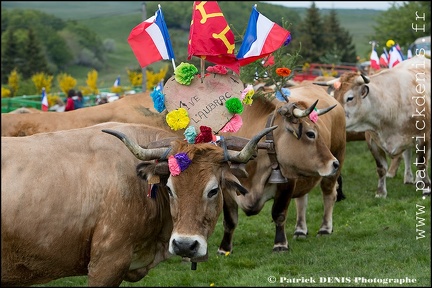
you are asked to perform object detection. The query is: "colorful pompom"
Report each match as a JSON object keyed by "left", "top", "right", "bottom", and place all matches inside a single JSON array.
[{"left": 225, "top": 98, "right": 243, "bottom": 114}]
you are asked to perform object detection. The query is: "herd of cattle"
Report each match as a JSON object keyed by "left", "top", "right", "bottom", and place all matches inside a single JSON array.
[{"left": 1, "top": 56, "right": 430, "bottom": 286}]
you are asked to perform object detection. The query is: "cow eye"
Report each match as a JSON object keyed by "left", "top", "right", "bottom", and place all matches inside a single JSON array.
[
  {"left": 207, "top": 187, "right": 219, "bottom": 198},
  {"left": 305, "top": 131, "right": 316, "bottom": 139},
  {"left": 346, "top": 95, "right": 354, "bottom": 102},
  {"left": 166, "top": 186, "right": 173, "bottom": 197}
]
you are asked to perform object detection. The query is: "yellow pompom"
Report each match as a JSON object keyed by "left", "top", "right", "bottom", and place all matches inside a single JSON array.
[{"left": 386, "top": 39, "right": 395, "bottom": 48}]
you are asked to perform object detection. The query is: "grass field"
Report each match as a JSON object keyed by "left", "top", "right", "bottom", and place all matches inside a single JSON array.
[{"left": 33, "top": 140, "right": 431, "bottom": 287}]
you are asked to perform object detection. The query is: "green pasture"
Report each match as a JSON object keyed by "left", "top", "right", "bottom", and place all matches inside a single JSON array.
[{"left": 34, "top": 140, "right": 431, "bottom": 287}]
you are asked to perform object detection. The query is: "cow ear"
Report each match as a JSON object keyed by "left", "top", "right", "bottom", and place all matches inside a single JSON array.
[
  {"left": 361, "top": 85, "right": 369, "bottom": 98},
  {"left": 222, "top": 170, "right": 249, "bottom": 196},
  {"left": 229, "top": 163, "right": 249, "bottom": 178},
  {"left": 136, "top": 161, "right": 169, "bottom": 181}
]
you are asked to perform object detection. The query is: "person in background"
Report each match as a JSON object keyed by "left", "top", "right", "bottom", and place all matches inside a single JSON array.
[
  {"left": 73, "top": 90, "right": 84, "bottom": 109},
  {"left": 65, "top": 89, "right": 75, "bottom": 111}
]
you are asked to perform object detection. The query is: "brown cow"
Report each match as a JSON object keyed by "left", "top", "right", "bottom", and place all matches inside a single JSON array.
[
  {"left": 218, "top": 83, "right": 346, "bottom": 253},
  {"left": 1, "top": 92, "right": 176, "bottom": 137},
  {"left": 1, "top": 122, "right": 275, "bottom": 286},
  {"left": 315, "top": 56, "right": 431, "bottom": 197}
]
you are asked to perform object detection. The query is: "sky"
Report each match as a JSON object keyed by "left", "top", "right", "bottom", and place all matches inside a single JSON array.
[{"left": 264, "top": 1, "right": 405, "bottom": 10}]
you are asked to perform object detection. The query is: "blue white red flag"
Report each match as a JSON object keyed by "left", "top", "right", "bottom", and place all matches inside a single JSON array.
[
  {"left": 113, "top": 76, "right": 120, "bottom": 87},
  {"left": 379, "top": 53, "right": 388, "bottom": 68},
  {"left": 128, "top": 7, "right": 175, "bottom": 68},
  {"left": 236, "top": 5, "right": 291, "bottom": 67},
  {"left": 41, "top": 87, "right": 48, "bottom": 111},
  {"left": 388, "top": 45, "right": 403, "bottom": 68},
  {"left": 370, "top": 47, "right": 380, "bottom": 70}
]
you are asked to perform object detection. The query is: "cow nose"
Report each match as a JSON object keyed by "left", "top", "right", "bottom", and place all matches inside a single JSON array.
[
  {"left": 172, "top": 239, "right": 199, "bottom": 257},
  {"left": 332, "top": 160, "right": 340, "bottom": 171}
]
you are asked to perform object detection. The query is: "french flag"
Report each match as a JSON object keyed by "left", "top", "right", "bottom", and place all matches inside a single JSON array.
[
  {"left": 128, "top": 6, "right": 175, "bottom": 68},
  {"left": 388, "top": 45, "right": 403, "bottom": 68},
  {"left": 41, "top": 87, "right": 48, "bottom": 111},
  {"left": 379, "top": 53, "right": 388, "bottom": 68},
  {"left": 237, "top": 5, "right": 290, "bottom": 67},
  {"left": 370, "top": 47, "right": 380, "bottom": 70}
]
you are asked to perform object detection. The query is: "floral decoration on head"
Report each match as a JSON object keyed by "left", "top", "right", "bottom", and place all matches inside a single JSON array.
[
  {"left": 166, "top": 108, "right": 190, "bottom": 131},
  {"left": 194, "top": 126, "right": 213, "bottom": 144},
  {"left": 225, "top": 98, "right": 244, "bottom": 114},
  {"left": 206, "top": 65, "right": 228, "bottom": 75},
  {"left": 241, "top": 84, "right": 254, "bottom": 105},
  {"left": 150, "top": 88, "right": 166, "bottom": 112},
  {"left": 309, "top": 108, "right": 318, "bottom": 123},
  {"left": 168, "top": 152, "right": 192, "bottom": 176},
  {"left": 174, "top": 62, "right": 198, "bottom": 85}
]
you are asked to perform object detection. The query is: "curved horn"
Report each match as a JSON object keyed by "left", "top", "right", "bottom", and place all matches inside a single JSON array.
[
  {"left": 316, "top": 104, "right": 337, "bottom": 116},
  {"left": 102, "top": 129, "right": 168, "bottom": 161},
  {"left": 293, "top": 100, "right": 319, "bottom": 118},
  {"left": 313, "top": 77, "right": 340, "bottom": 86},
  {"left": 227, "top": 125, "right": 278, "bottom": 163},
  {"left": 356, "top": 74, "right": 370, "bottom": 84}
]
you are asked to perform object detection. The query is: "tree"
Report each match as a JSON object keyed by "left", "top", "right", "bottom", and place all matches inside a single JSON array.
[
  {"left": 321, "top": 10, "right": 357, "bottom": 64},
  {"left": 295, "top": 2, "right": 325, "bottom": 63},
  {"left": 21, "top": 28, "right": 49, "bottom": 79},
  {"left": 1, "top": 29, "right": 20, "bottom": 83},
  {"left": 371, "top": 2, "right": 431, "bottom": 52}
]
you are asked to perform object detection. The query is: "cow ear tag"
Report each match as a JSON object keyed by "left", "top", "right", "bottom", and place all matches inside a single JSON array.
[{"left": 148, "top": 174, "right": 160, "bottom": 184}]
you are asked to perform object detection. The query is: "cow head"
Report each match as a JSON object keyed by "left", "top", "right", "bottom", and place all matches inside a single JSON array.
[
  {"left": 271, "top": 100, "right": 340, "bottom": 178},
  {"left": 314, "top": 72, "right": 371, "bottom": 132},
  {"left": 102, "top": 126, "right": 276, "bottom": 262}
]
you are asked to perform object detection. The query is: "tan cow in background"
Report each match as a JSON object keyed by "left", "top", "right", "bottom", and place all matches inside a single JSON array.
[
  {"left": 1, "top": 92, "right": 178, "bottom": 137},
  {"left": 1, "top": 122, "right": 275, "bottom": 286},
  {"left": 218, "top": 83, "right": 346, "bottom": 253},
  {"left": 320, "top": 56, "right": 431, "bottom": 197}
]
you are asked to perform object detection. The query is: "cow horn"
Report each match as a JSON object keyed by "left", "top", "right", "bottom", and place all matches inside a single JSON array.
[
  {"left": 356, "top": 74, "right": 370, "bottom": 84},
  {"left": 102, "top": 129, "right": 169, "bottom": 161},
  {"left": 293, "top": 100, "right": 319, "bottom": 118},
  {"left": 313, "top": 78, "right": 340, "bottom": 86},
  {"left": 227, "top": 125, "right": 278, "bottom": 163},
  {"left": 316, "top": 104, "right": 337, "bottom": 116}
]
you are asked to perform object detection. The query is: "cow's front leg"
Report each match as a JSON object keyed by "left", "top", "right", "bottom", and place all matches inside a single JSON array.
[
  {"left": 272, "top": 182, "right": 295, "bottom": 251},
  {"left": 217, "top": 190, "right": 239, "bottom": 255},
  {"left": 318, "top": 177, "right": 337, "bottom": 235},
  {"left": 366, "top": 135, "right": 388, "bottom": 198},
  {"left": 294, "top": 194, "right": 308, "bottom": 238}
]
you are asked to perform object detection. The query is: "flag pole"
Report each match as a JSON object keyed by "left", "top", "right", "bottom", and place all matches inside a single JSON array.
[{"left": 200, "top": 57, "right": 205, "bottom": 83}]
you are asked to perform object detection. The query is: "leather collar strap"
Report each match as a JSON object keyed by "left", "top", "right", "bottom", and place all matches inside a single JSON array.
[{"left": 265, "top": 112, "right": 279, "bottom": 170}]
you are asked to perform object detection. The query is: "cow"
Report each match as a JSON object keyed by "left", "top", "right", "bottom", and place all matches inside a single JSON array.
[
  {"left": 314, "top": 74, "right": 404, "bottom": 179},
  {"left": 315, "top": 56, "right": 431, "bottom": 198},
  {"left": 1, "top": 121, "right": 276, "bottom": 287},
  {"left": 217, "top": 83, "right": 346, "bottom": 254},
  {"left": 1, "top": 92, "right": 175, "bottom": 137}
]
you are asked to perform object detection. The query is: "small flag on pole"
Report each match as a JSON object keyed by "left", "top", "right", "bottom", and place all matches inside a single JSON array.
[
  {"left": 370, "top": 47, "right": 380, "bottom": 70},
  {"left": 41, "top": 87, "right": 48, "bottom": 111},
  {"left": 388, "top": 45, "right": 403, "bottom": 68},
  {"left": 236, "top": 5, "right": 291, "bottom": 67},
  {"left": 128, "top": 6, "right": 175, "bottom": 69},
  {"left": 113, "top": 76, "right": 120, "bottom": 87}
]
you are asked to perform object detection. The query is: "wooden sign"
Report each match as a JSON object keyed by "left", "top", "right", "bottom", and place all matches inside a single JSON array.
[{"left": 163, "top": 73, "right": 244, "bottom": 132}]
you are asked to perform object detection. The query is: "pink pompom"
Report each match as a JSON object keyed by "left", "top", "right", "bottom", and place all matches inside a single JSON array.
[
  {"left": 220, "top": 115, "right": 243, "bottom": 132},
  {"left": 168, "top": 155, "right": 181, "bottom": 176}
]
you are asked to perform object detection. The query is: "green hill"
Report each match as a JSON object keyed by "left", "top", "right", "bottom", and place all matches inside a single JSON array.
[{"left": 1, "top": 1, "right": 382, "bottom": 86}]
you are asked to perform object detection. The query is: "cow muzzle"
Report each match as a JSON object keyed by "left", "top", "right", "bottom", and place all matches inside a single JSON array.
[{"left": 169, "top": 233, "right": 208, "bottom": 260}]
